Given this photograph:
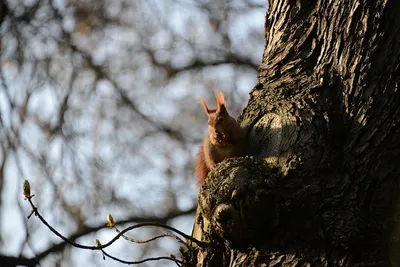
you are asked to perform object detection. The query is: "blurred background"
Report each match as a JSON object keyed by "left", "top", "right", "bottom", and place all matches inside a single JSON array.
[{"left": 0, "top": 0, "right": 266, "bottom": 266}]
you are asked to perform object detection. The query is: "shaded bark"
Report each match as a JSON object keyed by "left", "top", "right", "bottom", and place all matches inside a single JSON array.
[{"left": 186, "top": 0, "right": 400, "bottom": 266}]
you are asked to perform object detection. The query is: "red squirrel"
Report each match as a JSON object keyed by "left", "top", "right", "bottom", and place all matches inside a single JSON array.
[{"left": 195, "top": 90, "right": 246, "bottom": 185}]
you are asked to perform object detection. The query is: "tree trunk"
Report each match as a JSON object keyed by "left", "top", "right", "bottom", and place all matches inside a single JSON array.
[{"left": 184, "top": 0, "right": 400, "bottom": 266}]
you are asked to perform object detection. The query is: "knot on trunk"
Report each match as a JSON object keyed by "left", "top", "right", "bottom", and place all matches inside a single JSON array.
[{"left": 198, "top": 157, "right": 280, "bottom": 247}]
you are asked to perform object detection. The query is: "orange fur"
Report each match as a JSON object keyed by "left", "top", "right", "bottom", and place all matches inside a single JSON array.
[{"left": 195, "top": 147, "right": 209, "bottom": 185}]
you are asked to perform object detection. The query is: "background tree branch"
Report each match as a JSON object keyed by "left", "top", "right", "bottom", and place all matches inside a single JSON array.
[{"left": 0, "top": 0, "right": 266, "bottom": 266}]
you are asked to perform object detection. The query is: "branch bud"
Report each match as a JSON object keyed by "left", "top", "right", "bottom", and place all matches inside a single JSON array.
[
  {"left": 23, "top": 180, "right": 31, "bottom": 200},
  {"left": 107, "top": 213, "right": 115, "bottom": 227}
]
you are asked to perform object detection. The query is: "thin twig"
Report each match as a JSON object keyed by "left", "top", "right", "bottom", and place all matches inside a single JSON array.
[
  {"left": 113, "top": 222, "right": 208, "bottom": 248},
  {"left": 112, "top": 225, "right": 191, "bottom": 250},
  {"left": 101, "top": 249, "right": 182, "bottom": 266}
]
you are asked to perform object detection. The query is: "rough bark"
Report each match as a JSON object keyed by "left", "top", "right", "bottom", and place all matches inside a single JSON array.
[{"left": 184, "top": 0, "right": 400, "bottom": 266}]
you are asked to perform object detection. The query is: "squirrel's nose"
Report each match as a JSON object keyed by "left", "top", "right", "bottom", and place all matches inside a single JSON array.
[{"left": 216, "top": 131, "right": 224, "bottom": 142}]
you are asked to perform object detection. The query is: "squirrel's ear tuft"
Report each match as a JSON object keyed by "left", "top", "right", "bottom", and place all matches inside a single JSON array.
[
  {"left": 214, "top": 90, "right": 227, "bottom": 113},
  {"left": 200, "top": 97, "right": 211, "bottom": 115}
]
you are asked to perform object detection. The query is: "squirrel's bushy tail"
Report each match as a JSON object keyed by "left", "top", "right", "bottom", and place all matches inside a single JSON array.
[{"left": 195, "top": 148, "right": 209, "bottom": 186}]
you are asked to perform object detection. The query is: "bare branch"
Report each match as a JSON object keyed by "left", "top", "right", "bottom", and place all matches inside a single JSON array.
[
  {"left": 28, "top": 204, "right": 196, "bottom": 262},
  {"left": 26, "top": 196, "right": 203, "bottom": 249},
  {"left": 144, "top": 47, "right": 259, "bottom": 77}
]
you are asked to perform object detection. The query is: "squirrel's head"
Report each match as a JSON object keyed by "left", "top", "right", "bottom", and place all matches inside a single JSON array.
[{"left": 200, "top": 90, "right": 233, "bottom": 145}]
